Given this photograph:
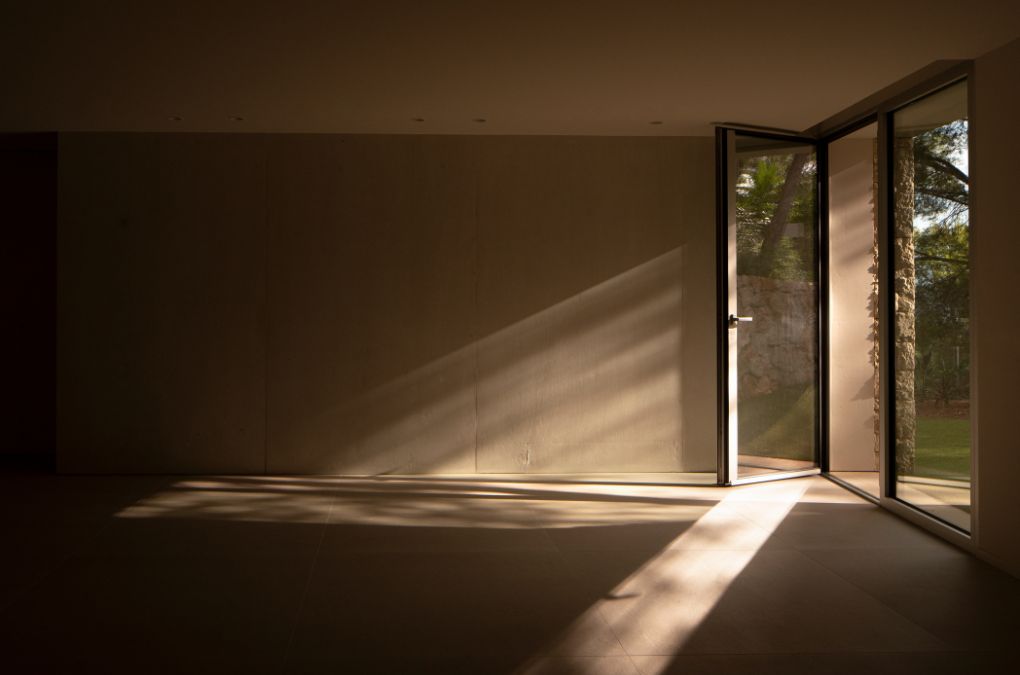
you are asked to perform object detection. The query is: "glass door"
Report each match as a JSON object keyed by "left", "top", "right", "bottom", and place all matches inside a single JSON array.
[
  {"left": 889, "top": 79, "right": 971, "bottom": 531},
  {"left": 718, "top": 129, "right": 821, "bottom": 484}
]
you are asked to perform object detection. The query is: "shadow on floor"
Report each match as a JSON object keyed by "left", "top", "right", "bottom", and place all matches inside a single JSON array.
[{"left": 1, "top": 472, "right": 1018, "bottom": 675}]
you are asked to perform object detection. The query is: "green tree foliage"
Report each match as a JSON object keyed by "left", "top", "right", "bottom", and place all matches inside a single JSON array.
[
  {"left": 914, "top": 121, "right": 968, "bottom": 225},
  {"left": 731, "top": 125, "right": 968, "bottom": 403},
  {"left": 735, "top": 152, "right": 816, "bottom": 280},
  {"left": 913, "top": 121, "right": 970, "bottom": 404}
]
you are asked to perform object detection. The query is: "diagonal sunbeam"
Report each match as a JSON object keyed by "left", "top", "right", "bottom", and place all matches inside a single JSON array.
[{"left": 519, "top": 479, "right": 808, "bottom": 674}]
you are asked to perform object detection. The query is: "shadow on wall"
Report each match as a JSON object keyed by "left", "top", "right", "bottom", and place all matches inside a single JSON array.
[
  {"left": 57, "top": 134, "right": 716, "bottom": 474},
  {"left": 276, "top": 248, "right": 696, "bottom": 474},
  {"left": 261, "top": 135, "right": 716, "bottom": 476}
]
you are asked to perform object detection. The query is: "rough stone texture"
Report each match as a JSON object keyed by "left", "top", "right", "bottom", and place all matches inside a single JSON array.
[
  {"left": 736, "top": 275, "right": 817, "bottom": 396},
  {"left": 872, "top": 140, "right": 881, "bottom": 469},
  {"left": 893, "top": 136, "right": 916, "bottom": 473}
]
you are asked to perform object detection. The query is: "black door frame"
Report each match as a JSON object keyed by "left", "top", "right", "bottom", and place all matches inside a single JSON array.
[
  {"left": 714, "top": 126, "right": 824, "bottom": 486},
  {"left": 717, "top": 60, "right": 977, "bottom": 549}
]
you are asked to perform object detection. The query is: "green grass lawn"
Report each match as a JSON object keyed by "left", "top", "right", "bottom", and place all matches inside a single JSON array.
[
  {"left": 737, "top": 388, "right": 970, "bottom": 481},
  {"left": 912, "top": 416, "right": 971, "bottom": 481},
  {"left": 739, "top": 385, "right": 815, "bottom": 461}
]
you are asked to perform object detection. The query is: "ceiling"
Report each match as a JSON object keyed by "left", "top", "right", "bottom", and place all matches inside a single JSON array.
[{"left": 3, "top": 0, "right": 1017, "bottom": 136}]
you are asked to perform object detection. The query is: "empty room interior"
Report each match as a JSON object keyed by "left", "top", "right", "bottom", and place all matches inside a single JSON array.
[{"left": 3, "top": 2, "right": 1020, "bottom": 673}]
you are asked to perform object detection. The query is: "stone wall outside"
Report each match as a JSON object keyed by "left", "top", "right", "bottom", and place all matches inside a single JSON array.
[{"left": 737, "top": 275, "right": 818, "bottom": 396}]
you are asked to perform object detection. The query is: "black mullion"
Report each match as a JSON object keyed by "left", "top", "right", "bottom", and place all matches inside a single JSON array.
[
  {"left": 878, "top": 110, "right": 896, "bottom": 501},
  {"left": 715, "top": 127, "right": 731, "bottom": 486},
  {"left": 818, "top": 140, "right": 830, "bottom": 473},
  {"left": 716, "top": 126, "right": 822, "bottom": 484}
]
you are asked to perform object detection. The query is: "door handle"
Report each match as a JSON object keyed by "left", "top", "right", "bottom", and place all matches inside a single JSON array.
[{"left": 728, "top": 314, "right": 753, "bottom": 328}]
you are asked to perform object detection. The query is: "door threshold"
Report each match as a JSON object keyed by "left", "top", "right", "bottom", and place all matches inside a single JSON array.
[{"left": 728, "top": 467, "right": 820, "bottom": 486}]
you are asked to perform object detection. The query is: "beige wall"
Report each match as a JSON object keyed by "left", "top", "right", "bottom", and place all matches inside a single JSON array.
[
  {"left": 57, "top": 135, "right": 269, "bottom": 473},
  {"left": 58, "top": 134, "right": 716, "bottom": 474},
  {"left": 828, "top": 135, "right": 879, "bottom": 471},
  {"left": 973, "top": 38, "right": 1020, "bottom": 575}
]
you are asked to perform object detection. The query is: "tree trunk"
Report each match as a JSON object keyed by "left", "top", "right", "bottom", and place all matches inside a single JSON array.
[
  {"left": 757, "top": 152, "right": 809, "bottom": 273},
  {"left": 872, "top": 139, "right": 881, "bottom": 471},
  {"left": 894, "top": 137, "right": 917, "bottom": 474}
]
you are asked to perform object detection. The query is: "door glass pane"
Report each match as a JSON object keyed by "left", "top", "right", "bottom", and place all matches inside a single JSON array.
[
  {"left": 734, "top": 135, "right": 818, "bottom": 477},
  {"left": 892, "top": 81, "right": 971, "bottom": 531},
  {"left": 828, "top": 123, "right": 881, "bottom": 498}
]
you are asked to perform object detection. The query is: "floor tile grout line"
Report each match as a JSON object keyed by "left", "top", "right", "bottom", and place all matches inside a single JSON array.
[
  {"left": 540, "top": 498, "right": 729, "bottom": 669},
  {"left": 537, "top": 511, "right": 635, "bottom": 664},
  {"left": 595, "top": 483, "right": 810, "bottom": 664},
  {"left": 794, "top": 546, "right": 953, "bottom": 649},
  {"left": 6, "top": 475, "right": 1001, "bottom": 668},
  {"left": 621, "top": 647, "right": 1000, "bottom": 657},
  {"left": 281, "top": 486, "right": 338, "bottom": 668}
]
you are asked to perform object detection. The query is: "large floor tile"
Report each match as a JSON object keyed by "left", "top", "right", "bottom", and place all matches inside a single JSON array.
[
  {"left": 586, "top": 548, "right": 944, "bottom": 655},
  {"left": 318, "top": 522, "right": 555, "bottom": 554},
  {"left": 520, "top": 655, "right": 642, "bottom": 675},
  {"left": 116, "top": 476, "right": 338, "bottom": 525},
  {"left": 803, "top": 545, "right": 1020, "bottom": 650},
  {"left": 0, "top": 552, "right": 308, "bottom": 673},
  {"left": 544, "top": 519, "right": 704, "bottom": 553},
  {"left": 0, "top": 472, "right": 1013, "bottom": 674},
  {"left": 287, "top": 653, "right": 545, "bottom": 675},
  {"left": 632, "top": 651, "right": 1012, "bottom": 675},
  {"left": 738, "top": 501, "right": 953, "bottom": 550},
  {"left": 288, "top": 549, "right": 623, "bottom": 667},
  {"left": 678, "top": 549, "right": 946, "bottom": 653},
  {"left": 91, "top": 517, "right": 329, "bottom": 558}
]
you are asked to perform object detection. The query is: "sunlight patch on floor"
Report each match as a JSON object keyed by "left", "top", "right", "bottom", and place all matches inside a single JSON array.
[
  {"left": 518, "top": 479, "right": 809, "bottom": 673},
  {"left": 115, "top": 476, "right": 725, "bottom": 528},
  {"left": 115, "top": 475, "right": 852, "bottom": 532}
]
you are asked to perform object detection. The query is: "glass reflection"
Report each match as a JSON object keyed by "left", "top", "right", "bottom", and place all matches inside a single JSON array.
[
  {"left": 734, "top": 135, "right": 819, "bottom": 477},
  {"left": 892, "top": 80, "right": 971, "bottom": 531}
]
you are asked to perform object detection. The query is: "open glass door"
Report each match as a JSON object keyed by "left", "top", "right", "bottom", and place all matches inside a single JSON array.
[{"left": 717, "top": 129, "right": 821, "bottom": 484}]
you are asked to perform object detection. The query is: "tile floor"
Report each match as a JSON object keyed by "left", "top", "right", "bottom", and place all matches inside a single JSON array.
[{"left": 0, "top": 466, "right": 1017, "bottom": 674}]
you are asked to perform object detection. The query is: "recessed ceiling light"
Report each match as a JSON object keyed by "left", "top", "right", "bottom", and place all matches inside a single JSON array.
[
  {"left": 473, "top": 118, "right": 487, "bottom": 123},
  {"left": 650, "top": 120, "right": 664, "bottom": 125}
]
